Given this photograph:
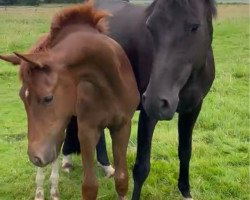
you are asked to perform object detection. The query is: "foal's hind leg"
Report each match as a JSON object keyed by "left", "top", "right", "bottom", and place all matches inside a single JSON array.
[
  {"left": 178, "top": 102, "right": 202, "bottom": 200},
  {"left": 50, "top": 159, "right": 59, "bottom": 200},
  {"left": 35, "top": 167, "right": 45, "bottom": 200},
  {"left": 110, "top": 121, "right": 131, "bottom": 199}
]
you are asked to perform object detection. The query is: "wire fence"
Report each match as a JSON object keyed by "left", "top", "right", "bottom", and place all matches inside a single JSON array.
[
  {"left": 0, "top": 0, "right": 248, "bottom": 11},
  {"left": 130, "top": 0, "right": 249, "bottom": 4}
]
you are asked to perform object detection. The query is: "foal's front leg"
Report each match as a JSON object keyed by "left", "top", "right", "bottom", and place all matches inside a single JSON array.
[
  {"left": 62, "top": 117, "right": 114, "bottom": 177},
  {"left": 110, "top": 121, "right": 131, "bottom": 200},
  {"left": 50, "top": 159, "right": 59, "bottom": 200},
  {"left": 35, "top": 167, "right": 45, "bottom": 200},
  {"left": 78, "top": 124, "right": 100, "bottom": 200}
]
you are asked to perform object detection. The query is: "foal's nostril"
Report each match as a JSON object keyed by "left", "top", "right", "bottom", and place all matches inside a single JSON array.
[{"left": 34, "top": 156, "right": 43, "bottom": 166}]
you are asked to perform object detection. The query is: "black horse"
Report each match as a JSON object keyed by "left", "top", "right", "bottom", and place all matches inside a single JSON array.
[{"left": 63, "top": 0, "right": 216, "bottom": 199}]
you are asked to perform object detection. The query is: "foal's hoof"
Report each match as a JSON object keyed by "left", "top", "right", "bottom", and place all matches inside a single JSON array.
[
  {"left": 50, "top": 187, "right": 59, "bottom": 200},
  {"left": 97, "top": 162, "right": 115, "bottom": 178},
  {"left": 183, "top": 198, "right": 193, "bottom": 200},
  {"left": 35, "top": 190, "right": 44, "bottom": 200},
  {"left": 62, "top": 162, "right": 73, "bottom": 173},
  {"left": 51, "top": 195, "right": 59, "bottom": 200}
]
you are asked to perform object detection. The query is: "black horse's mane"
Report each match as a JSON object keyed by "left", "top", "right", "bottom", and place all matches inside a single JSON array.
[
  {"left": 145, "top": 0, "right": 158, "bottom": 17},
  {"left": 207, "top": 0, "right": 217, "bottom": 17},
  {"left": 145, "top": 0, "right": 217, "bottom": 18}
]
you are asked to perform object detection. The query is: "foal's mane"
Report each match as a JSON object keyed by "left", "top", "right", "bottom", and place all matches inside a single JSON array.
[
  {"left": 47, "top": 1, "right": 109, "bottom": 47},
  {"left": 29, "top": 1, "right": 109, "bottom": 52},
  {"left": 20, "top": 1, "right": 109, "bottom": 83}
]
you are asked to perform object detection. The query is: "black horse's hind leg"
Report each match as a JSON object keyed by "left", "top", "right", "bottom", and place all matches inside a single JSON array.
[
  {"left": 178, "top": 102, "right": 202, "bottom": 199},
  {"left": 63, "top": 116, "right": 80, "bottom": 156},
  {"left": 96, "top": 131, "right": 115, "bottom": 177},
  {"left": 132, "top": 108, "right": 157, "bottom": 200},
  {"left": 96, "top": 130, "right": 110, "bottom": 166}
]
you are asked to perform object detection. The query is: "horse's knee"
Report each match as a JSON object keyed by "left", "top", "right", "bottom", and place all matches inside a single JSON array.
[
  {"left": 133, "top": 162, "right": 150, "bottom": 184},
  {"left": 114, "top": 172, "right": 128, "bottom": 197}
]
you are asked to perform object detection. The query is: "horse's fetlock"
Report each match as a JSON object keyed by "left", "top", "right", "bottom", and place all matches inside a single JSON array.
[
  {"left": 35, "top": 188, "right": 44, "bottom": 200},
  {"left": 50, "top": 187, "right": 59, "bottom": 200}
]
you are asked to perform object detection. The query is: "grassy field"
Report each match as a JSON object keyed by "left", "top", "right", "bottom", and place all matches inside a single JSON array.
[{"left": 0, "top": 4, "right": 249, "bottom": 200}]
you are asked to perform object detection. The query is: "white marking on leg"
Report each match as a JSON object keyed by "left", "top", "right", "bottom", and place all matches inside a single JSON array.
[
  {"left": 50, "top": 159, "right": 59, "bottom": 200},
  {"left": 183, "top": 198, "right": 193, "bottom": 200},
  {"left": 25, "top": 89, "right": 29, "bottom": 98},
  {"left": 62, "top": 154, "right": 73, "bottom": 173},
  {"left": 97, "top": 161, "right": 115, "bottom": 178},
  {"left": 35, "top": 167, "right": 44, "bottom": 200}
]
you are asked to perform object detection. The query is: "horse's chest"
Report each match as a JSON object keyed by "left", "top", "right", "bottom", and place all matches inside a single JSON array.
[{"left": 177, "top": 85, "right": 203, "bottom": 113}]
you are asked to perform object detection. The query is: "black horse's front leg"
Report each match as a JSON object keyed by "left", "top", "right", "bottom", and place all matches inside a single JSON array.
[
  {"left": 132, "top": 108, "right": 157, "bottom": 200},
  {"left": 178, "top": 102, "right": 202, "bottom": 199}
]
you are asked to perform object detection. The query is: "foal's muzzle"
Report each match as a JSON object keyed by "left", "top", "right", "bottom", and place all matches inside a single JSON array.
[{"left": 28, "top": 145, "right": 58, "bottom": 167}]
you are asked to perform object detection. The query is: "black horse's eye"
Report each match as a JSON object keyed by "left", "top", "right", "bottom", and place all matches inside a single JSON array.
[
  {"left": 42, "top": 95, "right": 53, "bottom": 104},
  {"left": 190, "top": 24, "right": 200, "bottom": 33}
]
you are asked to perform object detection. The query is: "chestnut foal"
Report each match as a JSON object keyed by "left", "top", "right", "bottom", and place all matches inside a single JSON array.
[{"left": 0, "top": 2, "right": 139, "bottom": 200}]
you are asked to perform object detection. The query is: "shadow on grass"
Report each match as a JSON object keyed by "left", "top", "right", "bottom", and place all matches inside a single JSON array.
[{"left": 2, "top": 132, "right": 26, "bottom": 142}]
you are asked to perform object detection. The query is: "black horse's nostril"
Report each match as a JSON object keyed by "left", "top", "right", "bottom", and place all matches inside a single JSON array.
[
  {"left": 34, "top": 156, "right": 43, "bottom": 166},
  {"left": 142, "top": 94, "right": 146, "bottom": 104},
  {"left": 160, "top": 99, "right": 170, "bottom": 109}
]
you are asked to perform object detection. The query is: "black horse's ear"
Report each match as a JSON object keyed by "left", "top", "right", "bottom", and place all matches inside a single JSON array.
[{"left": 0, "top": 54, "right": 21, "bottom": 65}]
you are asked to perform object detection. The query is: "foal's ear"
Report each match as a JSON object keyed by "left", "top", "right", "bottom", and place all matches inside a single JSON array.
[
  {"left": 94, "top": 10, "right": 112, "bottom": 33},
  {"left": 0, "top": 54, "right": 21, "bottom": 65},
  {"left": 13, "top": 52, "right": 50, "bottom": 68},
  {"left": 94, "top": 10, "right": 112, "bottom": 24}
]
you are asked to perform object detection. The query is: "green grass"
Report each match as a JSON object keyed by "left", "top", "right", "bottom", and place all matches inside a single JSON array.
[{"left": 0, "top": 5, "right": 249, "bottom": 200}]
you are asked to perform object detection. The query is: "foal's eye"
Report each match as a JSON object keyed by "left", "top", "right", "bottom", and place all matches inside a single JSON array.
[{"left": 42, "top": 95, "right": 53, "bottom": 105}]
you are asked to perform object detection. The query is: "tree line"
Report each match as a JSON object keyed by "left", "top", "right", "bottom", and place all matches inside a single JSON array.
[{"left": 0, "top": 0, "right": 83, "bottom": 6}]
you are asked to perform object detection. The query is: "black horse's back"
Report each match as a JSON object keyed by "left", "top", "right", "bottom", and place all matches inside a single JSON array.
[{"left": 97, "top": 0, "right": 154, "bottom": 94}]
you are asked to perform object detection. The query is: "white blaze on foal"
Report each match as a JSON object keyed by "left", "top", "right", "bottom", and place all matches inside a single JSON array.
[{"left": 35, "top": 159, "right": 59, "bottom": 200}]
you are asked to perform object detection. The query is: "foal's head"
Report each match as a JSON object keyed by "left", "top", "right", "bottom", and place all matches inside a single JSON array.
[
  {"left": 0, "top": 2, "right": 109, "bottom": 167},
  {"left": 0, "top": 51, "right": 76, "bottom": 166}
]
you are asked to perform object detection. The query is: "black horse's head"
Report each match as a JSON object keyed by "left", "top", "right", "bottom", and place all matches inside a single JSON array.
[{"left": 142, "top": 0, "right": 216, "bottom": 120}]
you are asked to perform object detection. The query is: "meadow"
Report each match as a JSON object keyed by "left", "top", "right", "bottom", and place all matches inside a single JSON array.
[{"left": 0, "top": 4, "right": 249, "bottom": 200}]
